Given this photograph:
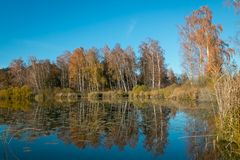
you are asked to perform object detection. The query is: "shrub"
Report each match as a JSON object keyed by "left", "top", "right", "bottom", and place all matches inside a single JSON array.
[
  {"left": 130, "top": 85, "right": 149, "bottom": 98},
  {"left": 171, "top": 84, "right": 198, "bottom": 101},
  {"left": 132, "top": 85, "right": 149, "bottom": 94}
]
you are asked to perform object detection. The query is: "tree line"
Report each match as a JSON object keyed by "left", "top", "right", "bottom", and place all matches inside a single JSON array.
[
  {"left": 0, "top": 6, "right": 234, "bottom": 93},
  {"left": 0, "top": 39, "right": 179, "bottom": 92}
]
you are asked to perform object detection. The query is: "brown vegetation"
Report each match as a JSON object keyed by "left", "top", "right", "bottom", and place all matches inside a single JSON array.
[{"left": 215, "top": 74, "right": 240, "bottom": 154}]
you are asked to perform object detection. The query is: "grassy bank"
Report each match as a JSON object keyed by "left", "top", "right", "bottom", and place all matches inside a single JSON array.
[
  {"left": 86, "top": 83, "right": 216, "bottom": 103},
  {"left": 35, "top": 88, "right": 80, "bottom": 102},
  {"left": 0, "top": 80, "right": 216, "bottom": 104},
  {"left": 128, "top": 80, "right": 215, "bottom": 102}
]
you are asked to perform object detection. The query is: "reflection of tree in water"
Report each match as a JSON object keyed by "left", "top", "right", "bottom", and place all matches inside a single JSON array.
[
  {"left": 0, "top": 102, "right": 71, "bottom": 142},
  {"left": 68, "top": 102, "right": 104, "bottom": 148},
  {"left": 0, "top": 101, "right": 172, "bottom": 156},
  {"left": 184, "top": 107, "right": 220, "bottom": 160},
  {"left": 140, "top": 105, "right": 171, "bottom": 156},
  {"left": 67, "top": 102, "right": 139, "bottom": 150},
  {"left": 102, "top": 102, "right": 139, "bottom": 150}
]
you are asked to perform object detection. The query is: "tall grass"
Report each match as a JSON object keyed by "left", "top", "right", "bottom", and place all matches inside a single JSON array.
[
  {"left": 215, "top": 74, "right": 240, "bottom": 155},
  {"left": 129, "top": 83, "right": 215, "bottom": 102}
]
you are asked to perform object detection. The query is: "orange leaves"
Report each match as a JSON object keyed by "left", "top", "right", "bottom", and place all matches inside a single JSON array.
[{"left": 179, "top": 6, "right": 233, "bottom": 79}]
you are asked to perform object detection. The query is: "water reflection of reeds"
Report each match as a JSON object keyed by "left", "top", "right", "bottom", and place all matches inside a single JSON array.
[{"left": 0, "top": 100, "right": 221, "bottom": 159}]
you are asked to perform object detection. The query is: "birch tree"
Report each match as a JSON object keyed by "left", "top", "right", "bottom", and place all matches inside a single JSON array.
[
  {"left": 57, "top": 51, "right": 71, "bottom": 88},
  {"left": 103, "top": 45, "right": 137, "bottom": 91},
  {"left": 179, "top": 6, "right": 232, "bottom": 80},
  {"left": 69, "top": 48, "right": 85, "bottom": 92},
  {"left": 28, "top": 57, "right": 53, "bottom": 91},
  {"left": 9, "top": 58, "right": 26, "bottom": 87},
  {"left": 139, "top": 39, "right": 166, "bottom": 88}
]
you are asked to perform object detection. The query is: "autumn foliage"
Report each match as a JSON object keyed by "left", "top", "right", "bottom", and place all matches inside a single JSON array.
[
  {"left": 0, "top": 39, "right": 172, "bottom": 93},
  {"left": 179, "top": 6, "right": 233, "bottom": 81}
]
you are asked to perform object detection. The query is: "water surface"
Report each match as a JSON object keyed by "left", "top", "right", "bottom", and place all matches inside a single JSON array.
[{"left": 0, "top": 101, "right": 219, "bottom": 160}]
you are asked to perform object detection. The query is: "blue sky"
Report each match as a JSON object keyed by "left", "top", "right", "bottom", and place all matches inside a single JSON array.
[{"left": 0, "top": 0, "right": 239, "bottom": 73}]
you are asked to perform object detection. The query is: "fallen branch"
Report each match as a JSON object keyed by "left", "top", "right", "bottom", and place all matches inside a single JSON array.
[{"left": 178, "top": 134, "right": 216, "bottom": 139}]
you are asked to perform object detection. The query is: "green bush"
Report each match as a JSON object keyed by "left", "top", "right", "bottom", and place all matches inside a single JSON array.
[
  {"left": 130, "top": 85, "right": 149, "bottom": 98},
  {"left": 132, "top": 85, "right": 149, "bottom": 94},
  {"left": 0, "top": 86, "right": 31, "bottom": 100}
]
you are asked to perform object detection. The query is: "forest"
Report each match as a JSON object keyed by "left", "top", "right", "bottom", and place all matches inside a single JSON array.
[{"left": 0, "top": 2, "right": 240, "bottom": 157}]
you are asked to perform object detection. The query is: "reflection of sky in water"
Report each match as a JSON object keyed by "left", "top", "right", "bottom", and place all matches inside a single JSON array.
[
  {"left": 0, "top": 125, "right": 7, "bottom": 133},
  {"left": 160, "top": 112, "right": 188, "bottom": 160},
  {"left": 0, "top": 104, "right": 213, "bottom": 160}
]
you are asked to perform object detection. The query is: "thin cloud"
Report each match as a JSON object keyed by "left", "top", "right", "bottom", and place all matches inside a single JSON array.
[{"left": 126, "top": 20, "right": 137, "bottom": 37}]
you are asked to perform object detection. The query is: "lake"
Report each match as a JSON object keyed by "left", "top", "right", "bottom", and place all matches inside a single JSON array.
[{"left": 0, "top": 100, "right": 221, "bottom": 160}]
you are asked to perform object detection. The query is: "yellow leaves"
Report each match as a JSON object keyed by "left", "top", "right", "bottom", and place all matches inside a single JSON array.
[{"left": 68, "top": 47, "right": 104, "bottom": 91}]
